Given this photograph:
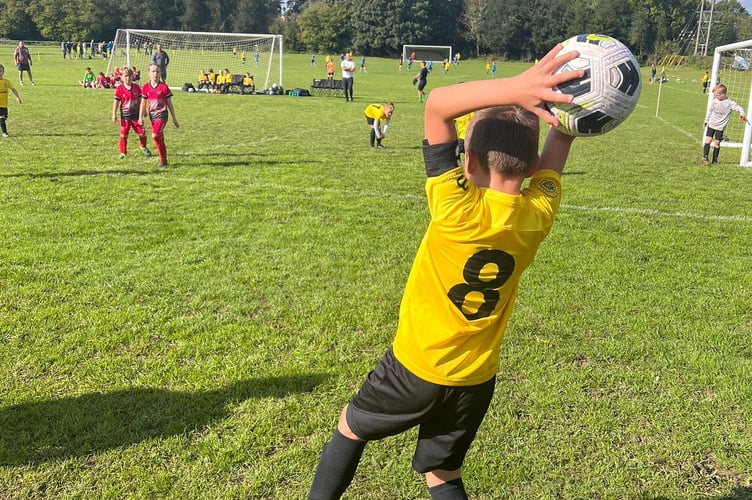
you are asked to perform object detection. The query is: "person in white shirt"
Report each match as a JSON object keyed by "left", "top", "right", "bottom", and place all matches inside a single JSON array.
[{"left": 341, "top": 52, "right": 356, "bottom": 102}]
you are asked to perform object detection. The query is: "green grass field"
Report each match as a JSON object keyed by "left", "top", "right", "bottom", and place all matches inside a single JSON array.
[{"left": 1, "top": 45, "right": 751, "bottom": 498}]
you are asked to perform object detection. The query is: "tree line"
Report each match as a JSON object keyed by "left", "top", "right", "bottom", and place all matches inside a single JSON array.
[{"left": 2, "top": 0, "right": 751, "bottom": 60}]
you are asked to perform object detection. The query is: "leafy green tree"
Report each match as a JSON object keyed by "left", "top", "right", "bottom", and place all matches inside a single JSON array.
[
  {"left": 181, "top": 0, "right": 212, "bottom": 32},
  {"left": 0, "top": 0, "right": 41, "bottom": 39},
  {"left": 461, "top": 0, "right": 489, "bottom": 57},
  {"left": 349, "top": 0, "right": 458, "bottom": 55},
  {"left": 296, "top": 1, "right": 350, "bottom": 53},
  {"left": 232, "top": 0, "right": 278, "bottom": 33}
]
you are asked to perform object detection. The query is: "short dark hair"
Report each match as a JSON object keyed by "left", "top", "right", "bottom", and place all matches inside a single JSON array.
[{"left": 466, "top": 106, "right": 539, "bottom": 177}]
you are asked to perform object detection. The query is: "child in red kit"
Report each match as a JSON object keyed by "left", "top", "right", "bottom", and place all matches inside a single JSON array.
[
  {"left": 112, "top": 67, "right": 151, "bottom": 160},
  {"left": 139, "top": 64, "right": 179, "bottom": 167}
]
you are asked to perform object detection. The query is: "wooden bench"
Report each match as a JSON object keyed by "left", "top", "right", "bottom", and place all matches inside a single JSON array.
[{"left": 310, "top": 79, "right": 345, "bottom": 97}]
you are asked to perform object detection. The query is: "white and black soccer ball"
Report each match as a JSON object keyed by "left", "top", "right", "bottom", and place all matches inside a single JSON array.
[{"left": 547, "top": 34, "right": 641, "bottom": 136}]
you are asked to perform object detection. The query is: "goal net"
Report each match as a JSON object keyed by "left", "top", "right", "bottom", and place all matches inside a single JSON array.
[
  {"left": 707, "top": 39, "right": 752, "bottom": 166},
  {"left": 402, "top": 44, "right": 452, "bottom": 63},
  {"left": 107, "top": 29, "right": 283, "bottom": 92}
]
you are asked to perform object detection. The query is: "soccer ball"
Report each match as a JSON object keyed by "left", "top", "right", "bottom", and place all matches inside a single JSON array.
[{"left": 547, "top": 34, "right": 641, "bottom": 136}]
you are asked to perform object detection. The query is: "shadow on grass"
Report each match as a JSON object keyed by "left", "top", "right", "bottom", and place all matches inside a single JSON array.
[
  {"left": 641, "top": 485, "right": 752, "bottom": 500},
  {"left": 0, "top": 373, "right": 329, "bottom": 465},
  {"left": 0, "top": 169, "right": 162, "bottom": 179},
  {"left": 714, "top": 486, "right": 752, "bottom": 500}
]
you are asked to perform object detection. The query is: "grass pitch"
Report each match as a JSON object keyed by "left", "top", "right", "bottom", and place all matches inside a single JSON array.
[{"left": 1, "top": 45, "right": 751, "bottom": 498}]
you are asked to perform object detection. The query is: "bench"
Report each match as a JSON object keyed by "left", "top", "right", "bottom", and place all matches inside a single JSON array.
[
  {"left": 310, "top": 79, "right": 345, "bottom": 97},
  {"left": 226, "top": 74, "right": 255, "bottom": 94}
]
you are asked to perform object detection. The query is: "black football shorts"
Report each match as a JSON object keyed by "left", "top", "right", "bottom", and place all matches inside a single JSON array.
[{"left": 346, "top": 347, "right": 495, "bottom": 473}]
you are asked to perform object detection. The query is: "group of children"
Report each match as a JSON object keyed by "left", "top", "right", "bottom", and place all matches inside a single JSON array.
[
  {"left": 197, "top": 69, "right": 254, "bottom": 94},
  {"left": 112, "top": 64, "right": 179, "bottom": 167},
  {"left": 80, "top": 66, "right": 140, "bottom": 89}
]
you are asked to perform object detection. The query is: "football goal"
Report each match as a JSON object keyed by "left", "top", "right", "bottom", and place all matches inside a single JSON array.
[
  {"left": 707, "top": 39, "right": 752, "bottom": 167},
  {"left": 402, "top": 44, "right": 452, "bottom": 63},
  {"left": 107, "top": 29, "right": 283, "bottom": 92}
]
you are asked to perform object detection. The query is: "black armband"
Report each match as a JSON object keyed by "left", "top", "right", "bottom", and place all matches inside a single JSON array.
[{"left": 422, "top": 139, "right": 460, "bottom": 177}]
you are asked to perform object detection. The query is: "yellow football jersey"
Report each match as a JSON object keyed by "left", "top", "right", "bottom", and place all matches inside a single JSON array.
[
  {"left": 0, "top": 78, "right": 14, "bottom": 107},
  {"left": 454, "top": 112, "right": 474, "bottom": 140},
  {"left": 393, "top": 143, "right": 562, "bottom": 387},
  {"left": 364, "top": 104, "right": 387, "bottom": 121}
]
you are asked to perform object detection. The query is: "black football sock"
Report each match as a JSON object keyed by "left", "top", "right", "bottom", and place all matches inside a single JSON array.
[
  {"left": 703, "top": 143, "right": 710, "bottom": 159},
  {"left": 308, "top": 429, "right": 366, "bottom": 500},
  {"left": 0, "top": 118, "right": 7, "bottom": 134},
  {"left": 712, "top": 146, "right": 720, "bottom": 162},
  {"left": 428, "top": 478, "right": 468, "bottom": 500},
  {"left": 370, "top": 129, "right": 376, "bottom": 147}
]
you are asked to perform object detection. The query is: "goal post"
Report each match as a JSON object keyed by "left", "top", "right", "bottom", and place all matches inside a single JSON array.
[
  {"left": 707, "top": 39, "right": 752, "bottom": 167},
  {"left": 107, "top": 29, "right": 283, "bottom": 92},
  {"left": 402, "top": 44, "right": 452, "bottom": 63}
]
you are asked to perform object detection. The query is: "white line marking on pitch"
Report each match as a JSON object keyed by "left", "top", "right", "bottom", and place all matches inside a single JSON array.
[{"left": 169, "top": 177, "right": 751, "bottom": 223}]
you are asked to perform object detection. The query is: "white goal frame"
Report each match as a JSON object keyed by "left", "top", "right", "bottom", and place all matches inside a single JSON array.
[
  {"left": 402, "top": 44, "right": 452, "bottom": 63},
  {"left": 707, "top": 39, "right": 752, "bottom": 167},
  {"left": 107, "top": 29, "right": 283, "bottom": 92}
]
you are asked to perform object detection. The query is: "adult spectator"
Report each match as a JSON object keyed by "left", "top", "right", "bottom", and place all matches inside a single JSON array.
[
  {"left": 14, "top": 41, "right": 35, "bottom": 86},
  {"left": 151, "top": 44, "right": 170, "bottom": 83},
  {"left": 341, "top": 52, "right": 355, "bottom": 102}
]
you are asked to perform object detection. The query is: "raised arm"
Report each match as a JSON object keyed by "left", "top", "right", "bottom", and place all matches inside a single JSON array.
[
  {"left": 424, "top": 44, "right": 583, "bottom": 145},
  {"left": 537, "top": 127, "right": 575, "bottom": 175}
]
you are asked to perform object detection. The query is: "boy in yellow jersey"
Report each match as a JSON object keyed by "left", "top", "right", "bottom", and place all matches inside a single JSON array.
[
  {"left": 364, "top": 102, "right": 394, "bottom": 148},
  {"left": 242, "top": 73, "right": 254, "bottom": 94},
  {"left": 215, "top": 70, "right": 225, "bottom": 93},
  {"left": 198, "top": 70, "right": 210, "bottom": 90},
  {"left": 208, "top": 69, "right": 216, "bottom": 90},
  {"left": 0, "top": 65, "right": 22, "bottom": 137},
  {"left": 309, "top": 44, "right": 583, "bottom": 500}
]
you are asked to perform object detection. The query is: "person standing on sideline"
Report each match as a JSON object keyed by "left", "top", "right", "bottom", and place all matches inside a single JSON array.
[
  {"left": 326, "top": 58, "right": 335, "bottom": 80},
  {"left": 112, "top": 67, "right": 151, "bottom": 160},
  {"left": 701, "top": 71, "right": 710, "bottom": 94},
  {"left": 413, "top": 60, "right": 429, "bottom": 103},
  {"left": 702, "top": 83, "right": 745, "bottom": 165},
  {"left": 14, "top": 41, "right": 35, "bottom": 86},
  {"left": 139, "top": 64, "right": 179, "bottom": 167},
  {"left": 308, "top": 43, "right": 583, "bottom": 500},
  {"left": 650, "top": 62, "right": 657, "bottom": 83},
  {"left": 0, "top": 65, "right": 22, "bottom": 137},
  {"left": 151, "top": 44, "right": 170, "bottom": 83},
  {"left": 364, "top": 102, "right": 394, "bottom": 149},
  {"left": 360, "top": 56, "right": 367, "bottom": 73},
  {"left": 341, "top": 52, "right": 356, "bottom": 102}
]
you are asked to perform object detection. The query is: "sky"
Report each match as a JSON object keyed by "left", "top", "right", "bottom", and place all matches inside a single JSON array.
[{"left": 741, "top": 0, "right": 752, "bottom": 13}]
